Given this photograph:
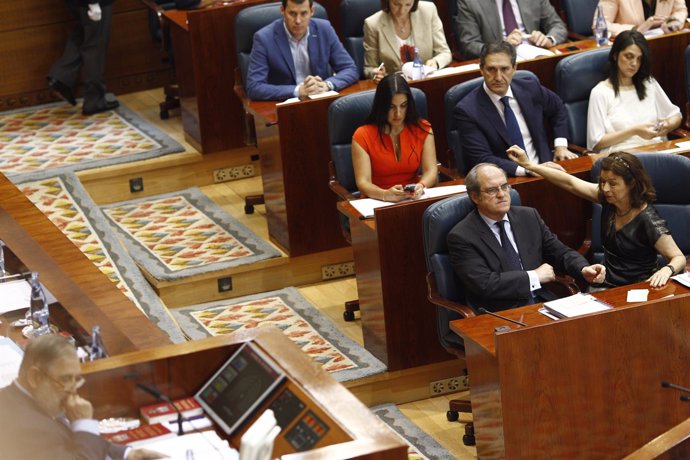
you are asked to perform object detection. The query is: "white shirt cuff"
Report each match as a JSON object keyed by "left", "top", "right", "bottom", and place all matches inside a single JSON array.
[
  {"left": 515, "top": 166, "right": 527, "bottom": 176},
  {"left": 293, "top": 84, "right": 301, "bottom": 98},
  {"left": 527, "top": 270, "right": 541, "bottom": 292},
  {"left": 72, "top": 418, "right": 99, "bottom": 434},
  {"left": 554, "top": 137, "right": 568, "bottom": 147}
]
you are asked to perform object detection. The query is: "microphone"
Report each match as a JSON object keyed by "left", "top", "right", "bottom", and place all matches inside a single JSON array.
[
  {"left": 661, "top": 381, "right": 690, "bottom": 402},
  {"left": 477, "top": 307, "right": 528, "bottom": 327},
  {"left": 136, "top": 383, "right": 183, "bottom": 435}
]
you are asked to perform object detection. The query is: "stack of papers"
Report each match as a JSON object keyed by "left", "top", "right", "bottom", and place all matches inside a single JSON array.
[
  {"left": 543, "top": 293, "right": 613, "bottom": 319},
  {"left": 350, "top": 184, "right": 467, "bottom": 218},
  {"left": 0, "top": 337, "right": 23, "bottom": 388},
  {"left": 672, "top": 272, "right": 690, "bottom": 288}
]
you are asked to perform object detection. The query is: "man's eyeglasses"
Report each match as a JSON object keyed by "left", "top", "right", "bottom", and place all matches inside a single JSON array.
[
  {"left": 39, "top": 368, "right": 85, "bottom": 391},
  {"left": 480, "top": 183, "right": 512, "bottom": 197}
]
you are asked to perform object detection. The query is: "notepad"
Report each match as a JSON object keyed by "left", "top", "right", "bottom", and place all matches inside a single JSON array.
[{"left": 543, "top": 293, "right": 613, "bottom": 319}]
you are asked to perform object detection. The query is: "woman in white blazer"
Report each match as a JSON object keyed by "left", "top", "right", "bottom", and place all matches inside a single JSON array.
[
  {"left": 596, "top": 0, "right": 687, "bottom": 37},
  {"left": 363, "top": 0, "right": 452, "bottom": 82}
]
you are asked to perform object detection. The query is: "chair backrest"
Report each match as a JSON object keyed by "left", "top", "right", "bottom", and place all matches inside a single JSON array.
[
  {"left": 422, "top": 189, "right": 521, "bottom": 349},
  {"left": 589, "top": 153, "right": 690, "bottom": 262},
  {"left": 235, "top": 2, "right": 329, "bottom": 86},
  {"left": 554, "top": 47, "right": 609, "bottom": 148},
  {"left": 444, "top": 70, "right": 538, "bottom": 175},
  {"left": 327, "top": 87, "right": 428, "bottom": 195},
  {"left": 685, "top": 44, "right": 690, "bottom": 103},
  {"left": 340, "top": 0, "right": 380, "bottom": 79},
  {"left": 560, "top": 0, "right": 598, "bottom": 37}
]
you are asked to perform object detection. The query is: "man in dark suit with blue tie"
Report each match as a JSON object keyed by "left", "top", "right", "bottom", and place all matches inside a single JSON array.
[
  {"left": 454, "top": 42, "right": 578, "bottom": 177},
  {"left": 447, "top": 163, "right": 606, "bottom": 311},
  {"left": 245, "top": 0, "right": 358, "bottom": 101}
]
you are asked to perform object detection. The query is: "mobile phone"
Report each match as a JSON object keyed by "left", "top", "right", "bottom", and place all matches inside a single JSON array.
[
  {"left": 403, "top": 184, "right": 417, "bottom": 192},
  {"left": 563, "top": 45, "right": 580, "bottom": 52}
]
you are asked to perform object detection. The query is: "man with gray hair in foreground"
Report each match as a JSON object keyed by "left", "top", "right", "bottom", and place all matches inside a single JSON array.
[
  {"left": 0, "top": 334, "right": 163, "bottom": 460},
  {"left": 447, "top": 163, "right": 606, "bottom": 312}
]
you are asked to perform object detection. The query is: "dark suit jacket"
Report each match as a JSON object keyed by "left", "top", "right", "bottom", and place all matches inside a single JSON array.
[
  {"left": 0, "top": 383, "right": 127, "bottom": 460},
  {"left": 456, "top": 0, "right": 567, "bottom": 59},
  {"left": 246, "top": 18, "right": 358, "bottom": 101},
  {"left": 447, "top": 206, "right": 588, "bottom": 311},
  {"left": 454, "top": 77, "right": 569, "bottom": 176}
]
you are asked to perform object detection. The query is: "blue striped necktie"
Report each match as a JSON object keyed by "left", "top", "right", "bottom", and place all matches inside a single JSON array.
[{"left": 500, "top": 96, "right": 526, "bottom": 150}]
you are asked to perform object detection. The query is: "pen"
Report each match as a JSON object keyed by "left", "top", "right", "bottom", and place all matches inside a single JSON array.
[{"left": 376, "top": 62, "right": 384, "bottom": 72}]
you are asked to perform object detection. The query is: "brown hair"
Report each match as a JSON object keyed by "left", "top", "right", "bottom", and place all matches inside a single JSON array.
[
  {"left": 597, "top": 152, "right": 656, "bottom": 208},
  {"left": 381, "top": 0, "right": 419, "bottom": 13}
]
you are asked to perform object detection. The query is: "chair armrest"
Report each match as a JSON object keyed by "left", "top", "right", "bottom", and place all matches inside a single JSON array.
[
  {"left": 670, "top": 128, "right": 690, "bottom": 139},
  {"left": 577, "top": 218, "right": 592, "bottom": 259},
  {"left": 426, "top": 273, "right": 476, "bottom": 318},
  {"left": 567, "top": 31, "right": 589, "bottom": 41},
  {"left": 438, "top": 164, "right": 460, "bottom": 182},
  {"left": 328, "top": 162, "right": 357, "bottom": 201},
  {"left": 544, "top": 275, "right": 580, "bottom": 299},
  {"left": 567, "top": 143, "right": 588, "bottom": 155}
]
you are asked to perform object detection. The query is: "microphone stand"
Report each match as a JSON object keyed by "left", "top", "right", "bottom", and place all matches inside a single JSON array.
[{"left": 136, "top": 383, "right": 185, "bottom": 435}]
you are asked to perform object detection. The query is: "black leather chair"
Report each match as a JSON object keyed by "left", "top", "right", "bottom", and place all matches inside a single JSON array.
[
  {"left": 340, "top": 0, "right": 380, "bottom": 79},
  {"left": 328, "top": 87, "right": 428, "bottom": 321},
  {"left": 444, "top": 70, "right": 538, "bottom": 176},
  {"left": 684, "top": 44, "right": 690, "bottom": 130},
  {"left": 554, "top": 47, "right": 609, "bottom": 151},
  {"left": 235, "top": 2, "right": 328, "bottom": 214},
  {"left": 586, "top": 153, "right": 690, "bottom": 264},
  {"left": 560, "top": 0, "right": 598, "bottom": 39}
]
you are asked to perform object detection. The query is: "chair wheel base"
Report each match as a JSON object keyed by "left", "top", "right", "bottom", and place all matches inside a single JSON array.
[
  {"left": 244, "top": 204, "right": 255, "bottom": 214},
  {"left": 462, "top": 434, "right": 476, "bottom": 446},
  {"left": 446, "top": 410, "right": 459, "bottom": 422},
  {"left": 343, "top": 310, "right": 356, "bottom": 321},
  {"left": 160, "top": 110, "right": 169, "bottom": 120}
]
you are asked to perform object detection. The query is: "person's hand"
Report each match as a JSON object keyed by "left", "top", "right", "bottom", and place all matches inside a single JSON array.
[
  {"left": 542, "top": 161, "right": 566, "bottom": 172},
  {"left": 62, "top": 393, "right": 94, "bottom": 421},
  {"left": 424, "top": 59, "right": 438, "bottom": 70},
  {"left": 299, "top": 76, "right": 328, "bottom": 98},
  {"left": 505, "top": 29, "right": 523, "bottom": 47},
  {"left": 373, "top": 64, "right": 386, "bottom": 84},
  {"left": 647, "top": 265, "right": 674, "bottom": 288},
  {"left": 637, "top": 15, "right": 665, "bottom": 33},
  {"left": 654, "top": 118, "right": 672, "bottom": 137},
  {"left": 553, "top": 146, "right": 579, "bottom": 161},
  {"left": 412, "top": 183, "right": 425, "bottom": 199},
  {"left": 535, "top": 263, "right": 555, "bottom": 283},
  {"left": 382, "top": 185, "right": 411, "bottom": 203},
  {"left": 126, "top": 448, "right": 167, "bottom": 460},
  {"left": 528, "top": 30, "right": 553, "bottom": 48},
  {"left": 506, "top": 145, "right": 532, "bottom": 167},
  {"left": 661, "top": 18, "right": 682, "bottom": 34},
  {"left": 635, "top": 122, "right": 661, "bottom": 140},
  {"left": 582, "top": 264, "right": 606, "bottom": 284},
  {"left": 87, "top": 3, "right": 102, "bottom": 22}
]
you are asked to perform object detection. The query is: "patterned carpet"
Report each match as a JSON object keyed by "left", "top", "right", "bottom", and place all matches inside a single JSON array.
[
  {"left": 372, "top": 404, "right": 456, "bottom": 460},
  {"left": 170, "top": 288, "right": 386, "bottom": 382},
  {"left": 15, "top": 173, "right": 185, "bottom": 343},
  {"left": 0, "top": 101, "right": 184, "bottom": 181},
  {"left": 100, "top": 188, "right": 280, "bottom": 281}
]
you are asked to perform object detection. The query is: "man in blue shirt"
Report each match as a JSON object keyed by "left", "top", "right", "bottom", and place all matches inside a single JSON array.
[{"left": 246, "top": 0, "right": 358, "bottom": 101}]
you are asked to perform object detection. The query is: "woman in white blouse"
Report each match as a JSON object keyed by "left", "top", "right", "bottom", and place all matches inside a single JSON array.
[{"left": 587, "top": 30, "right": 681, "bottom": 153}]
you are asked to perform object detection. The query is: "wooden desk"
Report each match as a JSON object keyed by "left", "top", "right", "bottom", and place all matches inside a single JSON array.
[
  {"left": 450, "top": 280, "right": 690, "bottom": 458},
  {"left": 244, "top": 31, "right": 690, "bottom": 256},
  {"left": 81, "top": 327, "right": 408, "bottom": 459},
  {"left": 0, "top": 173, "right": 170, "bottom": 354}
]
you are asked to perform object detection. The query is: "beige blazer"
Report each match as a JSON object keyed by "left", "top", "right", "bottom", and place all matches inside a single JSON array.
[
  {"left": 596, "top": 0, "right": 688, "bottom": 36},
  {"left": 363, "top": 2, "right": 452, "bottom": 79}
]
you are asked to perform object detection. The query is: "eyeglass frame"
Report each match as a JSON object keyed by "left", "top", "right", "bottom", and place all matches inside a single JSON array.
[
  {"left": 37, "top": 367, "right": 85, "bottom": 391},
  {"left": 479, "top": 182, "right": 512, "bottom": 197}
]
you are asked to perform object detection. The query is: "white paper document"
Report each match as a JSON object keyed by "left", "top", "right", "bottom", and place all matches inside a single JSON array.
[
  {"left": 138, "top": 431, "right": 239, "bottom": 460},
  {"left": 516, "top": 43, "right": 555, "bottom": 61},
  {"left": 672, "top": 272, "right": 690, "bottom": 288},
  {"left": 430, "top": 63, "right": 480, "bottom": 77},
  {"left": 349, "top": 185, "right": 467, "bottom": 218},
  {"left": 0, "top": 337, "right": 23, "bottom": 388},
  {"left": 308, "top": 90, "right": 338, "bottom": 99},
  {"left": 543, "top": 293, "right": 613, "bottom": 319},
  {"left": 0, "top": 279, "right": 31, "bottom": 314}
]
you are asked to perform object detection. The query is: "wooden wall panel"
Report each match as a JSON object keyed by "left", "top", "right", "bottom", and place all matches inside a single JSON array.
[{"left": 0, "top": 0, "right": 169, "bottom": 109}]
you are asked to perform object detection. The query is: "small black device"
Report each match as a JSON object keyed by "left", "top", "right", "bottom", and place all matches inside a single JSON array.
[
  {"left": 564, "top": 45, "right": 580, "bottom": 52},
  {"left": 403, "top": 184, "right": 416, "bottom": 192}
]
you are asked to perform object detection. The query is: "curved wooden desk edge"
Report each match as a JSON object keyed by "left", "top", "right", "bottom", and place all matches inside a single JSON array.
[{"left": 624, "top": 417, "right": 690, "bottom": 459}]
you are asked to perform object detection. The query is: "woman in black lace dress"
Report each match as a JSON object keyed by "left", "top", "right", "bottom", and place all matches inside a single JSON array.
[{"left": 507, "top": 148, "right": 685, "bottom": 287}]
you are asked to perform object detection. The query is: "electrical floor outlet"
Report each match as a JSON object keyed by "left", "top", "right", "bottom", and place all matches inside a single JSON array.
[
  {"left": 321, "top": 261, "right": 355, "bottom": 280},
  {"left": 213, "top": 164, "right": 255, "bottom": 183},
  {"left": 430, "top": 375, "right": 469, "bottom": 396}
]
